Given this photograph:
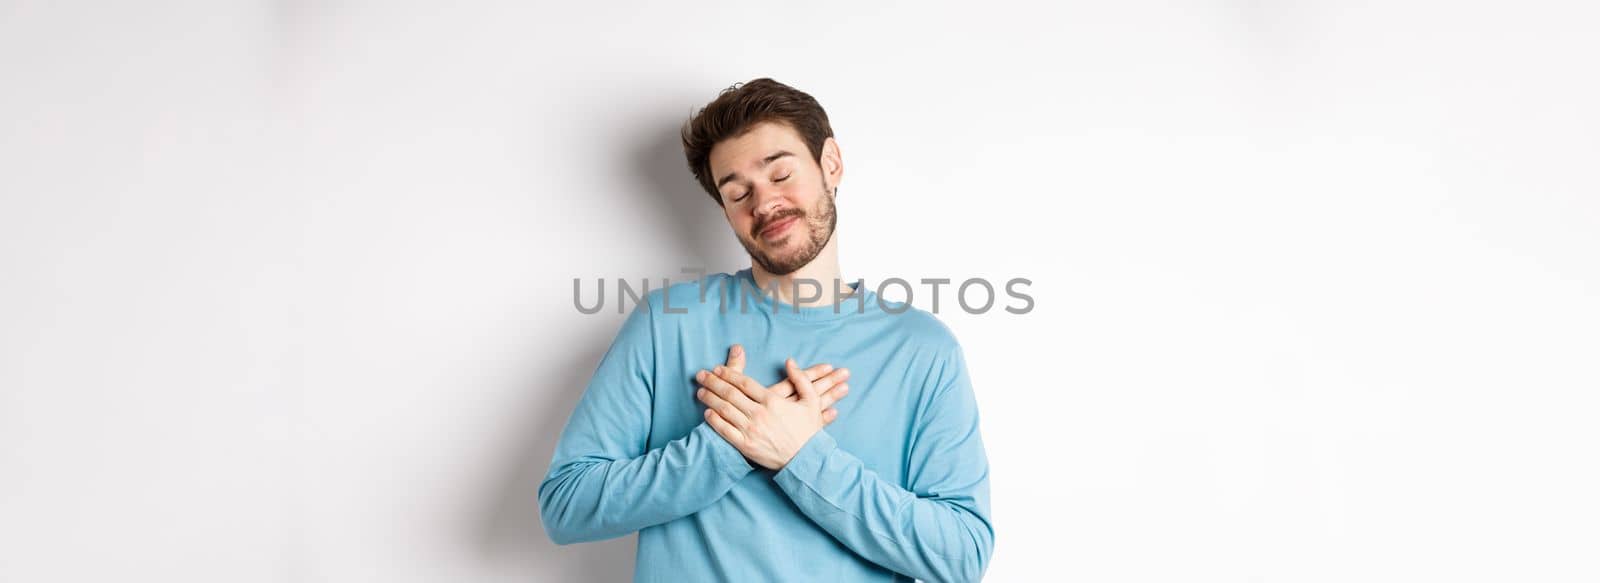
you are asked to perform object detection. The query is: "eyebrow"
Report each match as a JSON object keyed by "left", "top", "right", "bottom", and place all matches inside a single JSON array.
[{"left": 715, "top": 150, "right": 797, "bottom": 190}]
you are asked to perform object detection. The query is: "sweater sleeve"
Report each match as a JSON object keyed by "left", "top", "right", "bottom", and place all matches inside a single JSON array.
[
  {"left": 772, "top": 343, "right": 995, "bottom": 583},
  {"left": 538, "top": 299, "right": 754, "bottom": 544}
]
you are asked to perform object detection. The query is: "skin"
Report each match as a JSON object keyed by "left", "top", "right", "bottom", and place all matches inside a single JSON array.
[
  {"left": 709, "top": 344, "right": 851, "bottom": 428},
  {"left": 694, "top": 120, "right": 856, "bottom": 470},
  {"left": 711, "top": 120, "right": 847, "bottom": 306},
  {"left": 697, "top": 354, "right": 845, "bottom": 470}
]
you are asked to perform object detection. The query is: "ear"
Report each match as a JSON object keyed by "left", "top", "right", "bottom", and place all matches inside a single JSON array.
[{"left": 820, "top": 136, "right": 844, "bottom": 194}]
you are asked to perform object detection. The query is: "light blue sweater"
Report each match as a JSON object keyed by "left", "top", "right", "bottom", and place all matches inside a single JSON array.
[{"left": 539, "top": 269, "right": 994, "bottom": 582}]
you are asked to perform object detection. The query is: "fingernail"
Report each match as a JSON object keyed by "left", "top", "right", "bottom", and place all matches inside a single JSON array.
[
  {"left": 713, "top": 366, "right": 722, "bottom": 375},
  {"left": 696, "top": 370, "right": 706, "bottom": 381},
  {"left": 696, "top": 388, "right": 706, "bottom": 398},
  {"left": 733, "top": 345, "right": 743, "bottom": 356}
]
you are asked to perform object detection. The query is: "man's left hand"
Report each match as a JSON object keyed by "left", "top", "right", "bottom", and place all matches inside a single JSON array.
[{"left": 696, "top": 357, "right": 833, "bottom": 470}]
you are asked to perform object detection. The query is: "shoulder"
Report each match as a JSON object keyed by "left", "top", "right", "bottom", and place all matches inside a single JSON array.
[
  {"left": 881, "top": 307, "right": 978, "bottom": 423},
  {"left": 869, "top": 303, "right": 971, "bottom": 397},
  {"left": 880, "top": 303, "right": 964, "bottom": 356}
]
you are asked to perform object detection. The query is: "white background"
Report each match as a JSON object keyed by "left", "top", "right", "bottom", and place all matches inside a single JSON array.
[{"left": 3, "top": 1, "right": 1597, "bottom": 581}]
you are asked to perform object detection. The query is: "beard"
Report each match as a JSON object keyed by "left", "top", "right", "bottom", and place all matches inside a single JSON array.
[{"left": 736, "top": 186, "right": 837, "bottom": 276}]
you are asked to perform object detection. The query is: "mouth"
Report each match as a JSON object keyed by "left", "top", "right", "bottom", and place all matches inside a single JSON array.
[{"left": 759, "top": 215, "right": 800, "bottom": 240}]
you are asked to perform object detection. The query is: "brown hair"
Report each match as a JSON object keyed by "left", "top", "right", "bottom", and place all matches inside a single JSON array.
[{"left": 681, "top": 78, "right": 834, "bottom": 206}]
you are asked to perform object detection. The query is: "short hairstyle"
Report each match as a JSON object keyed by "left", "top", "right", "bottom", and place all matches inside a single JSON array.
[{"left": 681, "top": 78, "right": 834, "bottom": 206}]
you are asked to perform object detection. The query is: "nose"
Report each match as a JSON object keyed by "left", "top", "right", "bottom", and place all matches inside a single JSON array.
[{"left": 750, "top": 183, "right": 786, "bottom": 219}]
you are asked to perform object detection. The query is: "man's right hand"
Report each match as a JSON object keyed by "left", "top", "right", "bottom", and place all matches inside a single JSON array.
[{"left": 717, "top": 344, "right": 851, "bottom": 424}]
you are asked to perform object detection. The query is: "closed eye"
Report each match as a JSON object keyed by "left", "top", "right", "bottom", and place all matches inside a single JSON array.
[{"left": 730, "top": 174, "right": 790, "bottom": 203}]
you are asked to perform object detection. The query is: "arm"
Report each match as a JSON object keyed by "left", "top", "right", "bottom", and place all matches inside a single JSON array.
[
  {"left": 772, "top": 345, "right": 995, "bottom": 583},
  {"left": 537, "top": 300, "right": 754, "bottom": 544}
]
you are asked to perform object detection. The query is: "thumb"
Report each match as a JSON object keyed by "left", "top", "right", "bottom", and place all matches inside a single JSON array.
[{"left": 785, "top": 358, "right": 816, "bottom": 402}]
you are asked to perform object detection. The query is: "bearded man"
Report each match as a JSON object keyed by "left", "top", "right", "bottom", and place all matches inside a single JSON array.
[{"left": 539, "top": 78, "right": 994, "bottom": 583}]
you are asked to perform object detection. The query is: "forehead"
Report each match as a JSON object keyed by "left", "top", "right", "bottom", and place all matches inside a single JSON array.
[{"left": 708, "top": 121, "right": 808, "bottom": 176}]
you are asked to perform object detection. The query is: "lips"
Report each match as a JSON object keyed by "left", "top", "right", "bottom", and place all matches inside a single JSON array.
[{"left": 760, "top": 215, "right": 799, "bottom": 239}]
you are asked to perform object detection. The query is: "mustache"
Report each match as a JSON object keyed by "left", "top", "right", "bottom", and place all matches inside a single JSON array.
[{"left": 751, "top": 208, "right": 806, "bottom": 239}]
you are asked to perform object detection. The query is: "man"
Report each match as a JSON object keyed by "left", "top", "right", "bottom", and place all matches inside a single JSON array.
[{"left": 539, "top": 78, "right": 994, "bottom": 582}]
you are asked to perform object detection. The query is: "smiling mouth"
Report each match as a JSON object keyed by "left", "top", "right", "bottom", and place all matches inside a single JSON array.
[{"left": 760, "top": 216, "right": 800, "bottom": 239}]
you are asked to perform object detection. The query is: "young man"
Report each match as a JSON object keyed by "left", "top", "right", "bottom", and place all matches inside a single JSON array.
[{"left": 539, "top": 78, "right": 994, "bottom": 582}]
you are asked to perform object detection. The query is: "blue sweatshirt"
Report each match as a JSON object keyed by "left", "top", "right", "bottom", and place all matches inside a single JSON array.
[{"left": 539, "top": 269, "right": 994, "bottom": 582}]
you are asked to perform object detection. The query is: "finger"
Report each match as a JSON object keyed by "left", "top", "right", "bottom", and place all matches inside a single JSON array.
[
  {"left": 704, "top": 409, "right": 746, "bottom": 445},
  {"left": 771, "top": 377, "right": 796, "bottom": 400},
  {"left": 772, "top": 364, "right": 833, "bottom": 400},
  {"left": 818, "top": 382, "right": 849, "bottom": 410},
  {"left": 786, "top": 358, "right": 817, "bottom": 402},
  {"left": 770, "top": 379, "right": 794, "bottom": 399},
  {"left": 698, "top": 369, "right": 760, "bottom": 416},
  {"left": 774, "top": 365, "right": 838, "bottom": 400},
  {"left": 725, "top": 344, "right": 746, "bottom": 373},
  {"left": 712, "top": 365, "right": 768, "bottom": 405},
  {"left": 737, "top": 375, "right": 772, "bottom": 406},
  {"left": 821, "top": 407, "right": 839, "bottom": 425},
  {"left": 805, "top": 363, "right": 833, "bottom": 380},
  {"left": 809, "top": 367, "right": 850, "bottom": 395},
  {"left": 697, "top": 387, "right": 751, "bottom": 428}
]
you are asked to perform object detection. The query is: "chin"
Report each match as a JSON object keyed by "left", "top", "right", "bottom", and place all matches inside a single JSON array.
[
  {"left": 771, "top": 226, "right": 809, "bottom": 245},
  {"left": 757, "top": 233, "right": 792, "bottom": 251}
]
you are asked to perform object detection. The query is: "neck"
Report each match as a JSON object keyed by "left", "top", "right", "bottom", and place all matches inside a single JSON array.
[{"left": 750, "top": 235, "right": 855, "bottom": 307}]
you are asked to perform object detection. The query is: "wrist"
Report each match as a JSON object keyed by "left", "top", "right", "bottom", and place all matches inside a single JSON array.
[
  {"left": 773, "top": 427, "right": 834, "bottom": 474},
  {"left": 773, "top": 430, "right": 837, "bottom": 484},
  {"left": 772, "top": 428, "right": 820, "bottom": 470}
]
